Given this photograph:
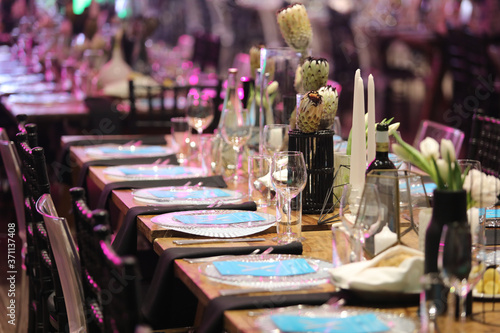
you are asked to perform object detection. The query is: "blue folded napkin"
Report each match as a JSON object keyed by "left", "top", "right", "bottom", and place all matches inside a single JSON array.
[
  {"left": 98, "top": 146, "right": 165, "bottom": 155},
  {"left": 174, "top": 211, "right": 265, "bottom": 225},
  {"left": 213, "top": 258, "right": 315, "bottom": 277},
  {"left": 486, "top": 209, "right": 500, "bottom": 219},
  {"left": 270, "top": 313, "right": 389, "bottom": 333},
  {"left": 148, "top": 188, "right": 230, "bottom": 199},
  {"left": 117, "top": 166, "right": 191, "bottom": 176}
]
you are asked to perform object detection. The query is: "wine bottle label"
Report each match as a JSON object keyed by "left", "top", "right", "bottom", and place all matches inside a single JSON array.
[{"left": 376, "top": 142, "right": 389, "bottom": 152}]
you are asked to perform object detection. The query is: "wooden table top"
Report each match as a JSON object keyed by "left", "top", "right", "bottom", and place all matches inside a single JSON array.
[{"left": 65, "top": 136, "right": 500, "bottom": 333}]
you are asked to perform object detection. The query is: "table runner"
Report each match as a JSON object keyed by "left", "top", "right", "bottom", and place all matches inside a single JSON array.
[
  {"left": 112, "top": 200, "right": 257, "bottom": 256},
  {"left": 141, "top": 242, "right": 303, "bottom": 330},
  {"left": 56, "top": 135, "right": 167, "bottom": 185},
  {"left": 96, "top": 174, "right": 227, "bottom": 209},
  {"left": 76, "top": 153, "right": 178, "bottom": 189},
  {"left": 197, "top": 291, "right": 341, "bottom": 333}
]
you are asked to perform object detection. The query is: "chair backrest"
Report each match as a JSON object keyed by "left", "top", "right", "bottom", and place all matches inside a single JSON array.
[
  {"left": 0, "top": 128, "right": 25, "bottom": 242},
  {"left": 70, "top": 187, "right": 147, "bottom": 333},
  {"left": 127, "top": 79, "right": 223, "bottom": 134},
  {"left": 413, "top": 119, "right": 465, "bottom": 155},
  {"left": 35, "top": 193, "right": 87, "bottom": 333},
  {"left": 192, "top": 32, "right": 221, "bottom": 73},
  {"left": 14, "top": 130, "right": 68, "bottom": 331},
  {"left": 468, "top": 111, "right": 500, "bottom": 177}
]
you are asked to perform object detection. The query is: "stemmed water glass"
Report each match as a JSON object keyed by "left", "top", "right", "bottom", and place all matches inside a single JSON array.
[
  {"left": 271, "top": 151, "right": 307, "bottom": 244},
  {"left": 438, "top": 222, "right": 486, "bottom": 322},
  {"left": 220, "top": 107, "right": 252, "bottom": 183},
  {"left": 186, "top": 88, "right": 215, "bottom": 159},
  {"left": 339, "top": 183, "right": 383, "bottom": 261},
  {"left": 263, "top": 124, "right": 290, "bottom": 156}
]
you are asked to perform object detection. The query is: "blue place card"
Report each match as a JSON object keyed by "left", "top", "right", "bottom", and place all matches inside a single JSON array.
[
  {"left": 486, "top": 209, "right": 500, "bottom": 220},
  {"left": 213, "top": 258, "right": 315, "bottom": 277},
  {"left": 270, "top": 313, "right": 390, "bottom": 333},
  {"left": 99, "top": 146, "right": 165, "bottom": 155},
  {"left": 148, "top": 188, "right": 231, "bottom": 199},
  {"left": 117, "top": 166, "right": 190, "bottom": 176},
  {"left": 175, "top": 211, "right": 265, "bottom": 225}
]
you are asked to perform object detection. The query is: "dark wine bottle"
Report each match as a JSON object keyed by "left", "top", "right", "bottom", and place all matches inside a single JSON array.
[{"left": 366, "top": 123, "right": 396, "bottom": 173}]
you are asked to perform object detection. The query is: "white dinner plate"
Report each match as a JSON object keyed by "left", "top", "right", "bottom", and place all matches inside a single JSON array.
[
  {"left": 200, "top": 254, "right": 332, "bottom": 288},
  {"left": 132, "top": 186, "right": 243, "bottom": 204},
  {"left": 255, "top": 305, "right": 416, "bottom": 332},
  {"left": 104, "top": 164, "right": 203, "bottom": 180},
  {"left": 84, "top": 144, "right": 175, "bottom": 159},
  {"left": 151, "top": 209, "right": 275, "bottom": 238}
]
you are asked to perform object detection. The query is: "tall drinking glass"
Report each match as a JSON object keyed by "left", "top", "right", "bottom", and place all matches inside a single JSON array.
[
  {"left": 263, "top": 124, "right": 290, "bottom": 156},
  {"left": 438, "top": 222, "right": 486, "bottom": 322},
  {"left": 271, "top": 151, "right": 307, "bottom": 244},
  {"left": 339, "top": 183, "right": 383, "bottom": 261},
  {"left": 220, "top": 108, "right": 252, "bottom": 183}
]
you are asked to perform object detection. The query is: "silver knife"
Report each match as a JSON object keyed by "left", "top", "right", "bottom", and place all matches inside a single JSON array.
[{"left": 173, "top": 238, "right": 266, "bottom": 245}]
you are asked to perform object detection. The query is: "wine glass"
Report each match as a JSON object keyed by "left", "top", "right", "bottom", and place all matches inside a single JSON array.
[
  {"left": 339, "top": 183, "right": 383, "bottom": 261},
  {"left": 263, "top": 124, "right": 290, "bottom": 156},
  {"left": 220, "top": 107, "right": 252, "bottom": 183},
  {"left": 438, "top": 222, "right": 486, "bottom": 322},
  {"left": 186, "top": 88, "right": 215, "bottom": 158},
  {"left": 271, "top": 151, "right": 307, "bottom": 244}
]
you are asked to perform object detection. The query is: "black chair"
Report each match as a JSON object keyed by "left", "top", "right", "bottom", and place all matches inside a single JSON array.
[
  {"left": 444, "top": 27, "right": 498, "bottom": 146},
  {"left": 192, "top": 32, "right": 221, "bottom": 73},
  {"left": 70, "top": 187, "right": 149, "bottom": 333},
  {"left": 0, "top": 127, "right": 30, "bottom": 332},
  {"left": 15, "top": 131, "right": 68, "bottom": 332},
  {"left": 127, "top": 79, "right": 223, "bottom": 134},
  {"left": 468, "top": 110, "right": 500, "bottom": 178}
]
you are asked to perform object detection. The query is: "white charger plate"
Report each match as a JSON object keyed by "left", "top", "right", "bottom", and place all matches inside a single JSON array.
[
  {"left": 104, "top": 164, "right": 203, "bottom": 180},
  {"left": 151, "top": 209, "right": 275, "bottom": 238},
  {"left": 85, "top": 144, "right": 175, "bottom": 159},
  {"left": 200, "top": 254, "right": 332, "bottom": 288},
  {"left": 132, "top": 186, "right": 243, "bottom": 204}
]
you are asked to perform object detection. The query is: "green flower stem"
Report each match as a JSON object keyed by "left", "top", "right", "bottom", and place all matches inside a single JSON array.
[{"left": 392, "top": 132, "right": 436, "bottom": 181}]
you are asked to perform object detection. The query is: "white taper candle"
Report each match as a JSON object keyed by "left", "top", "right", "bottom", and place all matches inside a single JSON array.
[
  {"left": 367, "top": 74, "right": 376, "bottom": 164},
  {"left": 350, "top": 74, "right": 366, "bottom": 192}
]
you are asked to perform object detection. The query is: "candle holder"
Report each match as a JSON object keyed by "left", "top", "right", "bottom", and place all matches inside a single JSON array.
[
  {"left": 288, "top": 129, "right": 335, "bottom": 214},
  {"left": 364, "top": 170, "right": 431, "bottom": 256}
]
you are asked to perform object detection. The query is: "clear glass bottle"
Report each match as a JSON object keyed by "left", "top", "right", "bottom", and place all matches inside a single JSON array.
[{"left": 217, "top": 68, "right": 243, "bottom": 177}]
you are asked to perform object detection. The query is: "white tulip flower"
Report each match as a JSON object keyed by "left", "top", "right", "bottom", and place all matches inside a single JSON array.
[
  {"left": 440, "top": 139, "right": 456, "bottom": 163},
  {"left": 419, "top": 137, "right": 440, "bottom": 161},
  {"left": 435, "top": 159, "right": 449, "bottom": 182}
]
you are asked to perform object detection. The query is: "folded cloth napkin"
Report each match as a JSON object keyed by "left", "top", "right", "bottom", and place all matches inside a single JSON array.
[
  {"left": 76, "top": 154, "right": 178, "bottom": 189},
  {"left": 56, "top": 135, "right": 167, "bottom": 185},
  {"left": 197, "top": 291, "right": 340, "bottom": 333},
  {"left": 96, "top": 175, "right": 227, "bottom": 209},
  {"left": 112, "top": 200, "right": 257, "bottom": 256},
  {"left": 330, "top": 245, "right": 424, "bottom": 293},
  {"left": 141, "top": 242, "right": 304, "bottom": 330}
]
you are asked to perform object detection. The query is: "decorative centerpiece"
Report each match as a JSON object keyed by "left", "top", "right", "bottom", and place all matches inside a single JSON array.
[
  {"left": 273, "top": 4, "right": 339, "bottom": 213},
  {"left": 392, "top": 133, "right": 500, "bottom": 317}
]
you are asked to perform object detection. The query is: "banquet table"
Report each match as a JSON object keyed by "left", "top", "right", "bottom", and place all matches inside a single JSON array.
[
  {"left": 63, "top": 134, "right": 500, "bottom": 333},
  {"left": 1, "top": 93, "right": 88, "bottom": 122}
]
